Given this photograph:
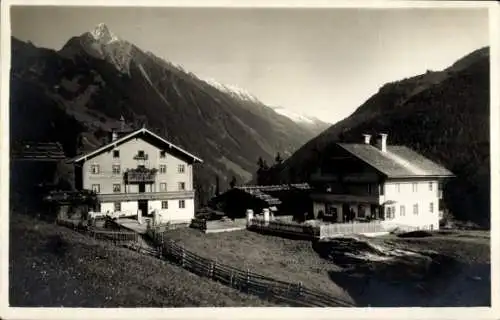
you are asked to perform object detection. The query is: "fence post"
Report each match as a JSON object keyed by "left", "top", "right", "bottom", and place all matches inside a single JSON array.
[
  {"left": 181, "top": 247, "right": 186, "bottom": 267},
  {"left": 160, "top": 232, "right": 165, "bottom": 256},
  {"left": 246, "top": 269, "right": 250, "bottom": 292},
  {"left": 230, "top": 272, "right": 234, "bottom": 287},
  {"left": 211, "top": 260, "right": 216, "bottom": 278}
]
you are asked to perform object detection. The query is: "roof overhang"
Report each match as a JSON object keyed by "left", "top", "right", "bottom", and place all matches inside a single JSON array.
[
  {"left": 386, "top": 174, "right": 455, "bottom": 179},
  {"left": 67, "top": 128, "right": 203, "bottom": 164}
]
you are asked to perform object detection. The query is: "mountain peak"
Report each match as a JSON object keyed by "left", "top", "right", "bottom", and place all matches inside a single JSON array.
[{"left": 90, "top": 23, "right": 119, "bottom": 43}]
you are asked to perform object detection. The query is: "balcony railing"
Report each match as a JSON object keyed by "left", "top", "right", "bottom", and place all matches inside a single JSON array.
[
  {"left": 124, "top": 167, "right": 157, "bottom": 184},
  {"left": 97, "top": 190, "right": 195, "bottom": 202},
  {"left": 310, "top": 192, "right": 382, "bottom": 205},
  {"left": 133, "top": 154, "right": 149, "bottom": 160}
]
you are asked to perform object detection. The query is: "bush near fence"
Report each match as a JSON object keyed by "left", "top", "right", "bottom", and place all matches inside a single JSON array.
[
  {"left": 190, "top": 218, "right": 207, "bottom": 231},
  {"left": 148, "top": 229, "right": 353, "bottom": 307}
]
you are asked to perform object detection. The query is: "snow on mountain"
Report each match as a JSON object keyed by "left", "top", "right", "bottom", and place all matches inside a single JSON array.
[
  {"left": 203, "top": 78, "right": 329, "bottom": 126},
  {"left": 270, "top": 106, "right": 323, "bottom": 125},
  {"left": 90, "top": 23, "right": 120, "bottom": 44},
  {"left": 204, "top": 78, "right": 260, "bottom": 101}
]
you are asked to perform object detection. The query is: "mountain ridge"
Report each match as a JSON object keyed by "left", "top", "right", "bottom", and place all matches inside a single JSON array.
[{"left": 10, "top": 23, "right": 328, "bottom": 205}]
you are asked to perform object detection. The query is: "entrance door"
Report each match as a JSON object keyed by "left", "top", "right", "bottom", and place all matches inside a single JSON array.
[
  {"left": 325, "top": 204, "right": 338, "bottom": 222},
  {"left": 138, "top": 200, "right": 149, "bottom": 217},
  {"left": 342, "top": 204, "right": 350, "bottom": 222},
  {"left": 138, "top": 182, "right": 146, "bottom": 193}
]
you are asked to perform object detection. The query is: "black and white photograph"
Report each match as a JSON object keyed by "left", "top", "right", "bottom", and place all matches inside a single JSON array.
[{"left": 1, "top": 0, "right": 499, "bottom": 319}]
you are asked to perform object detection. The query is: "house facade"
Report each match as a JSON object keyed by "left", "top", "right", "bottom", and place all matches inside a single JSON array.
[
  {"left": 310, "top": 133, "right": 453, "bottom": 231},
  {"left": 69, "top": 127, "right": 203, "bottom": 224}
]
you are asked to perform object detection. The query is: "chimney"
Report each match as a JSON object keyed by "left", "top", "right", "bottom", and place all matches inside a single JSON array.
[
  {"left": 120, "top": 115, "right": 125, "bottom": 131},
  {"left": 362, "top": 134, "right": 371, "bottom": 145},
  {"left": 376, "top": 133, "right": 388, "bottom": 152},
  {"left": 111, "top": 130, "right": 118, "bottom": 142}
]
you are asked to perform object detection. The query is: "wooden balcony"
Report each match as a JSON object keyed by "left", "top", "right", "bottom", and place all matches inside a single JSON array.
[
  {"left": 133, "top": 154, "right": 149, "bottom": 161},
  {"left": 97, "top": 190, "right": 195, "bottom": 202},
  {"left": 310, "top": 192, "right": 382, "bottom": 205},
  {"left": 124, "top": 168, "right": 157, "bottom": 184},
  {"left": 310, "top": 172, "right": 380, "bottom": 183}
]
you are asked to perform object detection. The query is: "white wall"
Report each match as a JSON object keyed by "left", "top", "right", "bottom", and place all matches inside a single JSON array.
[
  {"left": 121, "top": 201, "right": 138, "bottom": 216},
  {"left": 100, "top": 202, "right": 114, "bottom": 213},
  {"left": 313, "top": 202, "right": 325, "bottom": 218},
  {"left": 382, "top": 179, "right": 440, "bottom": 230},
  {"left": 151, "top": 198, "right": 195, "bottom": 224},
  {"left": 82, "top": 135, "right": 194, "bottom": 194}
]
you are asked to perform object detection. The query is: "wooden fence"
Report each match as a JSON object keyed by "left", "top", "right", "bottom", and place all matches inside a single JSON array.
[
  {"left": 247, "top": 218, "right": 320, "bottom": 239},
  {"left": 56, "top": 218, "right": 139, "bottom": 243},
  {"left": 247, "top": 218, "right": 392, "bottom": 239},
  {"left": 319, "top": 221, "right": 385, "bottom": 238},
  {"left": 149, "top": 229, "right": 353, "bottom": 307}
]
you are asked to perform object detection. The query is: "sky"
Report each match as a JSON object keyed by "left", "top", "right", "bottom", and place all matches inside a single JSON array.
[{"left": 10, "top": 6, "right": 490, "bottom": 123}]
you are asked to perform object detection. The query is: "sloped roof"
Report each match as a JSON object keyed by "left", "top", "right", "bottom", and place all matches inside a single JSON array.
[
  {"left": 337, "top": 143, "right": 454, "bottom": 178},
  {"left": 68, "top": 127, "right": 203, "bottom": 164},
  {"left": 237, "top": 183, "right": 311, "bottom": 193},
  {"left": 232, "top": 183, "right": 312, "bottom": 206},
  {"left": 236, "top": 188, "right": 282, "bottom": 206},
  {"left": 11, "top": 142, "right": 65, "bottom": 161}
]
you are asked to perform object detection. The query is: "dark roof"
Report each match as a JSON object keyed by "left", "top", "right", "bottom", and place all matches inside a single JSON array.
[
  {"left": 231, "top": 184, "right": 312, "bottom": 206},
  {"left": 11, "top": 142, "right": 65, "bottom": 161},
  {"left": 234, "top": 187, "right": 282, "bottom": 205},
  {"left": 337, "top": 143, "right": 454, "bottom": 178},
  {"left": 237, "top": 183, "right": 311, "bottom": 193}
]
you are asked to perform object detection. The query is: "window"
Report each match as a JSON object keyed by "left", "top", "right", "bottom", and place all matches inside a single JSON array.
[
  {"left": 413, "top": 204, "right": 419, "bottom": 215},
  {"left": 159, "top": 165, "right": 167, "bottom": 174},
  {"left": 91, "top": 164, "right": 100, "bottom": 174},
  {"left": 367, "top": 184, "right": 372, "bottom": 195},
  {"left": 161, "top": 201, "right": 168, "bottom": 209},
  {"left": 412, "top": 183, "right": 418, "bottom": 192},
  {"left": 160, "top": 183, "right": 167, "bottom": 191},
  {"left": 91, "top": 184, "right": 100, "bottom": 193},
  {"left": 430, "top": 202, "right": 434, "bottom": 213},
  {"left": 113, "top": 184, "right": 121, "bottom": 193},
  {"left": 179, "top": 200, "right": 185, "bottom": 209},
  {"left": 396, "top": 183, "right": 401, "bottom": 193},
  {"left": 160, "top": 150, "right": 166, "bottom": 158},
  {"left": 112, "top": 164, "right": 121, "bottom": 175},
  {"left": 385, "top": 206, "right": 395, "bottom": 219},
  {"left": 178, "top": 164, "right": 185, "bottom": 173},
  {"left": 379, "top": 184, "right": 385, "bottom": 196},
  {"left": 113, "top": 150, "right": 120, "bottom": 158},
  {"left": 114, "top": 202, "right": 121, "bottom": 212},
  {"left": 178, "top": 182, "right": 186, "bottom": 191},
  {"left": 400, "top": 205, "right": 406, "bottom": 217},
  {"left": 138, "top": 150, "right": 145, "bottom": 157}
]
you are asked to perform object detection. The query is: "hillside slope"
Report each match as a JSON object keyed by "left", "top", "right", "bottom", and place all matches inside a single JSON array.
[
  {"left": 10, "top": 23, "right": 326, "bottom": 204},
  {"left": 277, "top": 47, "right": 490, "bottom": 226},
  {"left": 9, "top": 212, "right": 276, "bottom": 307}
]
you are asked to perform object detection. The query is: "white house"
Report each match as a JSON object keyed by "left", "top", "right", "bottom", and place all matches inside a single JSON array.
[
  {"left": 310, "top": 133, "right": 454, "bottom": 231},
  {"left": 69, "top": 126, "right": 203, "bottom": 225}
]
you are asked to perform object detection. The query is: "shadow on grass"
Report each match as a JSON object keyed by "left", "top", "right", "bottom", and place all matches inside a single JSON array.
[
  {"left": 312, "top": 238, "right": 491, "bottom": 307},
  {"left": 247, "top": 228, "right": 315, "bottom": 241}
]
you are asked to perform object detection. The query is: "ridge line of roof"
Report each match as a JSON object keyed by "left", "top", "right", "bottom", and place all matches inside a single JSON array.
[
  {"left": 335, "top": 142, "right": 454, "bottom": 178},
  {"left": 68, "top": 128, "right": 203, "bottom": 163}
]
